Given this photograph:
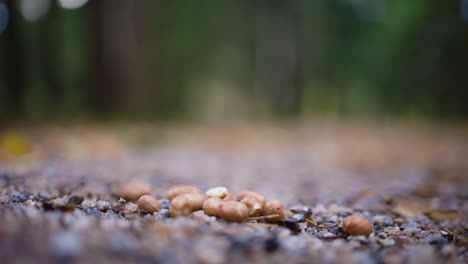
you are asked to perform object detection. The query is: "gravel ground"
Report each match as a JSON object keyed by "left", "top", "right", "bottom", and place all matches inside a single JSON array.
[{"left": 0, "top": 122, "right": 467, "bottom": 263}]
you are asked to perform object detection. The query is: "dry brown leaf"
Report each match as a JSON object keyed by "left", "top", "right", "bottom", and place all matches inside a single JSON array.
[
  {"left": 424, "top": 210, "right": 467, "bottom": 222},
  {"left": 353, "top": 189, "right": 391, "bottom": 202},
  {"left": 393, "top": 199, "right": 431, "bottom": 218}
]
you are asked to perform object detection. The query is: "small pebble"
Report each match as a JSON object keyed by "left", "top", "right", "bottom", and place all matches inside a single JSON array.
[
  {"left": 423, "top": 235, "right": 448, "bottom": 245},
  {"left": 393, "top": 218, "right": 404, "bottom": 225},
  {"left": 155, "top": 209, "right": 170, "bottom": 220},
  {"left": 378, "top": 232, "right": 388, "bottom": 238},
  {"left": 403, "top": 227, "right": 420, "bottom": 234},
  {"left": 159, "top": 199, "right": 170, "bottom": 209},
  {"left": 290, "top": 206, "right": 313, "bottom": 217},
  {"left": 379, "top": 238, "right": 396, "bottom": 246},
  {"left": 338, "top": 211, "right": 352, "bottom": 218},
  {"left": 83, "top": 208, "right": 102, "bottom": 218},
  {"left": 347, "top": 235, "right": 368, "bottom": 243},
  {"left": 327, "top": 215, "right": 338, "bottom": 222},
  {"left": 96, "top": 200, "right": 111, "bottom": 212},
  {"left": 292, "top": 214, "right": 305, "bottom": 222},
  {"left": 67, "top": 195, "right": 84, "bottom": 205},
  {"left": 322, "top": 232, "right": 336, "bottom": 238}
]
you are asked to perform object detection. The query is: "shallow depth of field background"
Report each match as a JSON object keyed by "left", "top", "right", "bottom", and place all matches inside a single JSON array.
[{"left": 0, "top": 0, "right": 467, "bottom": 123}]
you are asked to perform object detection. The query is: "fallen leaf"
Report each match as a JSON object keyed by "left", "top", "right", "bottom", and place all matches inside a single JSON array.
[
  {"left": 0, "top": 131, "right": 31, "bottom": 156},
  {"left": 393, "top": 199, "right": 430, "bottom": 218},
  {"left": 424, "top": 210, "right": 467, "bottom": 222}
]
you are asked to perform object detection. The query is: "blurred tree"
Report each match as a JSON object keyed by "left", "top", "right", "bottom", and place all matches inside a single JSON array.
[
  {"left": 1, "top": 0, "right": 24, "bottom": 120},
  {"left": 0, "top": 0, "right": 467, "bottom": 121}
]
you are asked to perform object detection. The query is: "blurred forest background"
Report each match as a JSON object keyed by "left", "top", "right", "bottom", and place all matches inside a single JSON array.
[{"left": 0, "top": 0, "right": 468, "bottom": 123}]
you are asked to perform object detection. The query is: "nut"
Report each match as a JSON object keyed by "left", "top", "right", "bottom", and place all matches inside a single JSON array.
[
  {"left": 263, "top": 199, "right": 285, "bottom": 220},
  {"left": 202, "top": 197, "right": 223, "bottom": 216},
  {"left": 137, "top": 195, "right": 160, "bottom": 213},
  {"left": 240, "top": 196, "right": 264, "bottom": 217},
  {"left": 219, "top": 201, "right": 249, "bottom": 222},
  {"left": 342, "top": 214, "right": 374, "bottom": 236},
  {"left": 236, "top": 191, "right": 266, "bottom": 205},
  {"left": 236, "top": 191, "right": 265, "bottom": 217},
  {"left": 115, "top": 181, "right": 151, "bottom": 201},
  {"left": 167, "top": 185, "right": 203, "bottom": 200},
  {"left": 169, "top": 193, "right": 206, "bottom": 217},
  {"left": 205, "top": 186, "right": 228, "bottom": 199}
]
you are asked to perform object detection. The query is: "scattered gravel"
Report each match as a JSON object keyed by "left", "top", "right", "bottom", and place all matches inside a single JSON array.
[{"left": 0, "top": 123, "right": 467, "bottom": 263}]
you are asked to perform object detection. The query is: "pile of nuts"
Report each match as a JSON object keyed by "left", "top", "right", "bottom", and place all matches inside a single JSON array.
[
  {"left": 167, "top": 185, "right": 285, "bottom": 222},
  {"left": 116, "top": 181, "right": 374, "bottom": 236},
  {"left": 116, "top": 182, "right": 285, "bottom": 223}
]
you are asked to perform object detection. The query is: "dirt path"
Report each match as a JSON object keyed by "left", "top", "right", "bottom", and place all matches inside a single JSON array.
[{"left": 0, "top": 121, "right": 467, "bottom": 263}]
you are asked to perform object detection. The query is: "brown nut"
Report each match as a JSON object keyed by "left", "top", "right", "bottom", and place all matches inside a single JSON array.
[
  {"left": 240, "top": 196, "right": 264, "bottom": 217},
  {"left": 137, "top": 195, "right": 160, "bottom": 213},
  {"left": 219, "top": 201, "right": 249, "bottom": 222},
  {"left": 236, "top": 191, "right": 266, "bottom": 217},
  {"left": 236, "top": 191, "right": 266, "bottom": 206},
  {"left": 263, "top": 199, "right": 285, "bottom": 220},
  {"left": 115, "top": 181, "right": 151, "bottom": 201},
  {"left": 169, "top": 193, "right": 206, "bottom": 217},
  {"left": 342, "top": 215, "right": 374, "bottom": 236},
  {"left": 202, "top": 197, "right": 224, "bottom": 216},
  {"left": 167, "top": 185, "right": 203, "bottom": 200}
]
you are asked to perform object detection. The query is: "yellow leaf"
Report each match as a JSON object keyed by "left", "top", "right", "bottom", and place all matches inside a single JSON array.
[{"left": 0, "top": 131, "right": 32, "bottom": 156}]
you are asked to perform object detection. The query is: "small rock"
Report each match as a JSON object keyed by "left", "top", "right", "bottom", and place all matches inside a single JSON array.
[
  {"left": 328, "top": 227, "right": 341, "bottom": 234},
  {"left": 279, "top": 218, "right": 302, "bottom": 233},
  {"left": 155, "top": 209, "right": 170, "bottom": 220},
  {"left": 290, "top": 206, "right": 313, "bottom": 217},
  {"left": 393, "top": 218, "right": 405, "bottom": 225},
  {"left": 372, "top": 215, "right": 393, "bottom": 226},
  {"left": 96, "top": 200, "right": 111, "bottom": 212},
  {"left": 292, "top": 214, "right": 305, "bottom": 222},
  {"left": 338, "top": 211, "right": 352, "bottom": 218},
  {"left": 37, "top": 192, "right": 52, "bottom": 200},
  {"left": 378, "top": 232, "right": 388, "bottom": 238},
  {"left": 322, "top": 232, "right": 337, "bottom": 238},
  {"left": 10, "top": 194, "right": 28, "bottom": 203},
  {"left": 422, "top": 235, "right": 448, "bottom": 245},
  {"left": 67, "top": 195, "right": 84, "bottom": 205},
  {"left": 379, "top": 238, "right": 396, "bottom": 246},
  {"left": 159, "top": 199, "right": 170, "bottom": 209},
  {"left": 401, "top": 221, "right": 419, "bottom": 229},
  {"left": 83, "top": 208, "right": 102, "bottom": 218},
  {"left": 403, "top": 227, "right": 421, "bottom": 235}
]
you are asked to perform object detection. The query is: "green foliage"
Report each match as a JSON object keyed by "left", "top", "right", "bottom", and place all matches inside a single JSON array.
[{"left": 1, "top": 0, "right": 467, "bottom": 121}]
